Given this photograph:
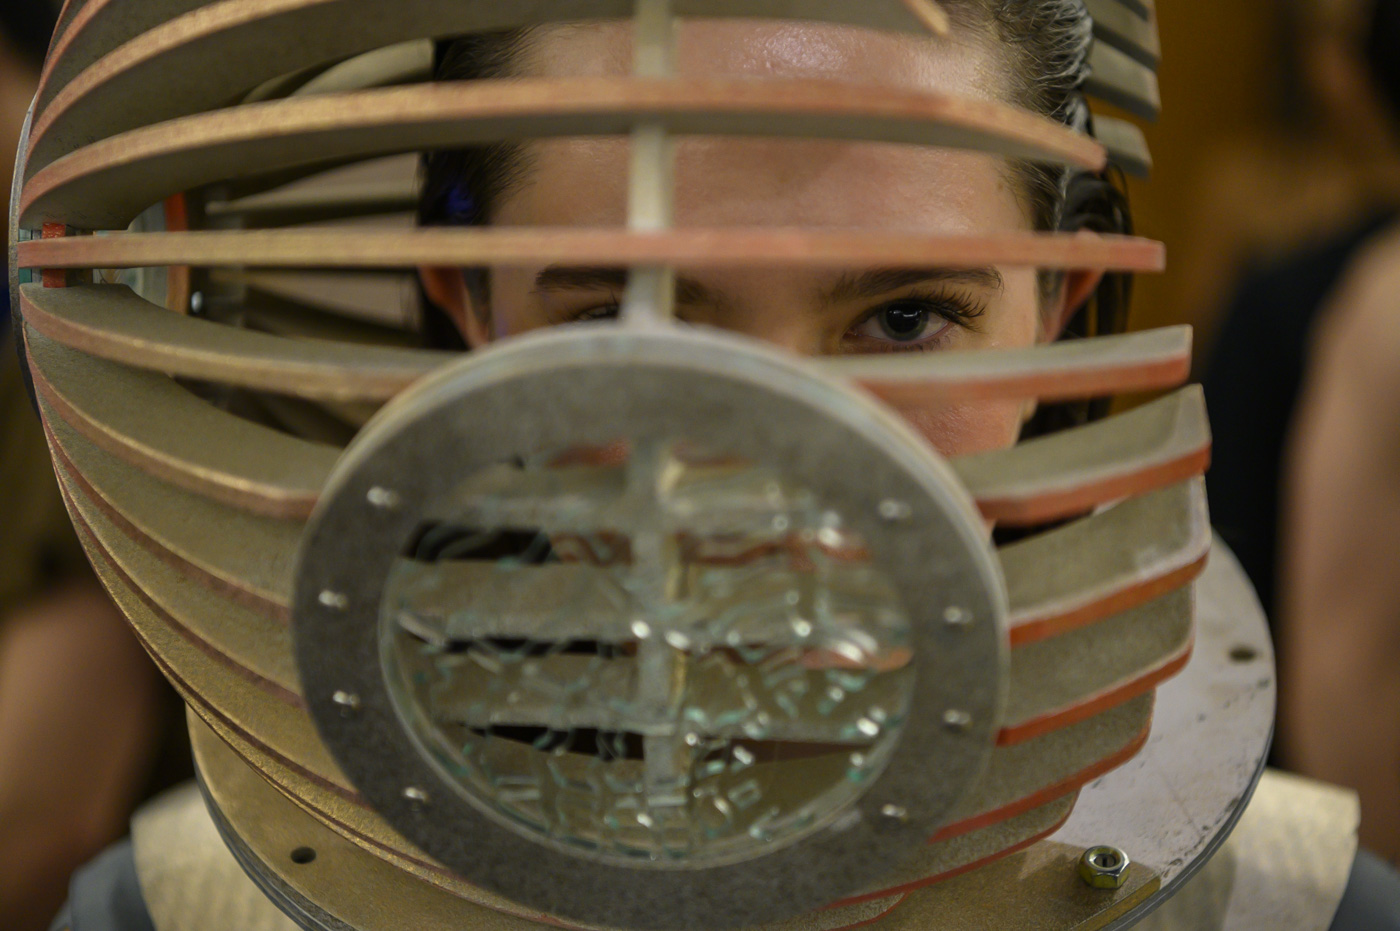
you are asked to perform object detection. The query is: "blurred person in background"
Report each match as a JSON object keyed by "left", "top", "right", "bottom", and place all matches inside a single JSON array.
[
  {"left": 0, "top": 6, "right": 173, "bottom": 929},
  {"left": 1203, "top": 0, "right": 1400, "bottom": 862}
]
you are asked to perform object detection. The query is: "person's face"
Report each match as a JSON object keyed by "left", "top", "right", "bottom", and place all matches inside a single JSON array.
[{"left": 424, "top": 21, "right": 1099, "bottom": 457}]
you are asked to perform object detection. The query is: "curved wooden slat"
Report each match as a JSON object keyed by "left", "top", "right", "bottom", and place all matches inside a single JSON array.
[
  {"left": 21, "top": 77, "right": 1105, "bottom": 229},
  {"left": 953, "top": 386, "right": 1209, "bottom": 526},
  {"left": 1001, "top": 588, "right": 1193, "bottom": 745},
  {"left": 59, "top": 462, "right": 299, "bottom": 696},
  {"left": 27, "top": 330, "right": 338, "bottom": 518},
  {"left": 834, "top": 793, "right": 1076, "bottom": 906},
  {"left": 21, "top": 284, "right": 450, "bottom": 402},
  {"left": 1086, "top": 0, "right": 1159, "bottom": 66},
  {"left": 43, "top": 403, "right": 298, "bottom": 618},
  {"left": 193, "top": 713, "right": 913, "bottom": 931},
  {"left": 1001, "top": 478, "right": 1209, "bottom": 645},
  {"left": 1085, "top": 41, "right": 1160, "bottom": 121},
  {"left": 820, "top": 326, "right": 1191, "bottom": 405},
  {"left": 59, "top": 472, "right": 349, "bottom": 796},
  {"left": 1094, "top": 114, "right": 1152, "bottom": 178},
  {"left": 31, "top": 0, "right": 957, "bottom": 138},
  {"left": 17, "top": 228, "right": 1164, "bottom": 273},
  {"left": 939, "top": 693, "right": 1149, "bottom": 839}
]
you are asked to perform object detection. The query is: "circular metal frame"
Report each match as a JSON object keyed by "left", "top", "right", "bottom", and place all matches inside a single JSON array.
[{"left": 294, "top": 324, "right": 1008, "bottom": 931}]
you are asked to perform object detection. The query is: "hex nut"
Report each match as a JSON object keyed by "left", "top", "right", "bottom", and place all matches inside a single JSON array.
[{"left": 1078, "top": 845, "right": 1130, "bottom": 889}]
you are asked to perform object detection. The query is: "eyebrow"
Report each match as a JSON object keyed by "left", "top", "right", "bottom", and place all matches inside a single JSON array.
[
  {"left": 532, "top": 266, "right": 717, "bottom": 305},
  {"left": 531, "top": 264, "right": 1004, "bottom": 306},
  {"left": 822, "top": 267, "right": 1005, "bottom": 304}
]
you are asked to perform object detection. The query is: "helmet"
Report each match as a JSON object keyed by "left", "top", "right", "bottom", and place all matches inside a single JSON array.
[{"left": 10, "top": 2, "right": 1272, "bottom": 930}]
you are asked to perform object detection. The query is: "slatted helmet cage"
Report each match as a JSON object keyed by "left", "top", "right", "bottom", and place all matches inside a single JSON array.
[{"left": 8, "top": 2, "right": 1277, "bottom": 930}]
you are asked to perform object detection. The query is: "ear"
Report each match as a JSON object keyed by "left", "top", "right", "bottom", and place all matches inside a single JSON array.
[
  {"left": 419, "top": 266, "right": 492, "bottom": 348},
  {"left": 1042, "top": 265, "right": 1106, "bottom": 342}
]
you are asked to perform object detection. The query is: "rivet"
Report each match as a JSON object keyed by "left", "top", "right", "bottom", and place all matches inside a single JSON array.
[
  {"left": 367, "top": 486, "right": 401, "bottom": 510},
  {"left": 404, "top": 787, "right": 430, "bottom": 809},
  {"left": 878, "top": 499, "right": 912, "bottom": 522},
  {"left": 318, "top": 590, "right": 349, "bottom": 610},
  {"left": 332, "top": 691, "right": 361, "bottom": 717},
  {"left": 942, "top": 709, "right": 972, "bottom": 732},
  {"left": 880, "top": 804, "right": 909, "bottom": 823},
  {"left": 943, "top": 606, "right": 972, "bottom": 628}
]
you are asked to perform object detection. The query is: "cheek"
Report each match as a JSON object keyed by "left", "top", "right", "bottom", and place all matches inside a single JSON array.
[{"left": 898, "top": 400, "right": 1026, "bottom": 459}]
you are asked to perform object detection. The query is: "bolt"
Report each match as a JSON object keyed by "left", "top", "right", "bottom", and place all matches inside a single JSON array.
[
  {"left": 1078, "top": 845, "right": 1130, "bottom": 889},
  {"left": 367, "top": 486, "right": 401, "bottom": 510},
  {"left": 942, "top": 709, "right": 972, "bottom": 732},
  {"left": 878, "top": 499, "right": 912, "bottom": 522},
  {"left": 318, "top": 590, "right": 349, "bottom": 610},
  {"left": 332, "top": 691, "right": 361, "bottom": 717},
  {"left": 880, "top": 804, "right": 909, "bottom": 823},
  {"left": 943, "top": 606, "right": 972, "bottom": 628}
]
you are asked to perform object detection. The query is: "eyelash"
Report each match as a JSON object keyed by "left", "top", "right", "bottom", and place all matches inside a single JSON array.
[{"left": 562, "top": 289, "right": 987, "bottom": 353}]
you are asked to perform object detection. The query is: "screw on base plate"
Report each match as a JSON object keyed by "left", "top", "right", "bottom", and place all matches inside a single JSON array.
[{"left": 1078, "top": 845, "right": 1130, "bottom": 889}]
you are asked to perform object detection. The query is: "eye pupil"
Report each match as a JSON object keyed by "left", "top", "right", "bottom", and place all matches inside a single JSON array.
[{"left": 879, "top": 304, "right": 928, "bottom": 340}]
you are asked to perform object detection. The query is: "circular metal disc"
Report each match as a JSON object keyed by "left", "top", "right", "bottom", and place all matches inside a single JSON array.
[{"left": 294, "top": 325, "right": 1007, "bottom": 931}]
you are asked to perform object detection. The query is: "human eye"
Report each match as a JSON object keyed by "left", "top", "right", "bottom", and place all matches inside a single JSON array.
[
  {"left": 555, "top": 298, "right": 622, "bottom": 324},
  {"left": 842, "top": 292, "right": 986, "bottom": 354}
]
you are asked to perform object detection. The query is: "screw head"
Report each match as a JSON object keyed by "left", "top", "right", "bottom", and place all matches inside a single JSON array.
[
  {"left": 332, "top": 690, "right": 361, "bottom": 717},
  {"left": 942, "top": 709, "right": 972, "bottom": 732},
  {"left": 1078, "top": 845, "right": 1130, "bottom": 889},
  {"left": 403, "top": 787, "right": 431, "bottom": 810},
  {"left": 878, "top": 499, "right": 913, "bottom": 522},
  {"left": 880, "top": 804, "right": 909, "bottom": 823},
  {"left": 943, "top": 606, "right": 972, "bottom": 628},
  {"left": 367, "top": 486, "right": 401, "bottom": 510},
  {"left": 318, "top": 590, "right": 349, "bottom": 610},
  {"left": 190, "top": 291, "right": 205, "bottom": 315}
]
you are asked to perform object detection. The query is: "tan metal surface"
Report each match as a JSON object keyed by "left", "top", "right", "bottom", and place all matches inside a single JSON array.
[
  {"left": 27, "top": 329, "right": 337, "bottom": 518},
  {"left": 189, "top": 714, "right": 1158, "bottom": 931},
  {"left": 22, "top": 285, "right": 450, "bottom": 403},
  {"left": 44, "top": 405, "right": 297, "bottom": 617},
  {"left": 1093, "top": 116, "right": 1152, "bottom": 177},
  {"left": 1084, "top": 42, "right": 1160, "bottom": 121},
  {"left": 1001, "top": 479, "right": 1210, "bottom": 644},
  {"left": 1085, "top": 0, "right": 1160, "bottom": 65},
  {"left": 1133, "top": 770, "right": 1360, "bottom": 931},
  {"left": 32, "top": 0, "right": 960, "bottom": 139},
  {"left": 820, "top": 326, "right": 1190, "bottom": 404},
  {"left": 18, "top": 228, "right": 1163, "bottom": 272},
  {"left": 1003, "top": 588, "right": 1193, "bottom": 745},
  {"left": 22, "top": 77, "right": 1104, "bottom": 229},
  {"left": 954, "top": 387, "right": 1209, "bottom": 526},
  {"left": 24, "top": 284, "right": 1186, "bottom": 407},
  {"left": 192, "top": 713, "right": 912, "bottom": 931},
  {"left": 59, "top": 470, "right": 299, "bottom": 695}
]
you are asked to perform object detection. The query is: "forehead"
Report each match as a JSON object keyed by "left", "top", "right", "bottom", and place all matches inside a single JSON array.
[
  {"left": 493, "top": 21, "right": 1029, "bottom": 232},
  {"left": 523, "top": 19, "right": 1007, "bottom": 98}
]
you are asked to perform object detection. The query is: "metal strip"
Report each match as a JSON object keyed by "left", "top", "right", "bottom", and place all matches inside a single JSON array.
[
  {"left": 1085, "top": 42, "right": 1161, "bottom": 122},
  {"left": 27, "top": 329, "right": 336, "bottom": 518},
  {"left": 21, "top": 284, "right": 450, "bottom": 403},
  {"left": 954, "top": 386, "right": 1209, "bottom": 526},
  {"left": 18, "top": 228, "right": 1164, "bottom": 272},
  {"left": 1003, "top": 588, "right": 1194, "bottom": 745},
  {"left": 1001, "top": 478, "right": 1210, "bottom": 645},
  {"left": 22, "top": 77, "right": 1105, "bottom": 228},
  {"left": 818, "top": 326, "right": 1191, "bottom": 405}
]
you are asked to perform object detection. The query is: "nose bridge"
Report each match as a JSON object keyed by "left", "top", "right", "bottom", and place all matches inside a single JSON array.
[{"left": 686, "top": 268, "right": 828, "bottom": 357}]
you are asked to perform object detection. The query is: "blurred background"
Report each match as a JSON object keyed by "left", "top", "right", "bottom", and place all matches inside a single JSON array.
[{"left": 2, "top": 0, "right": 1398, "bottom": 929}]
